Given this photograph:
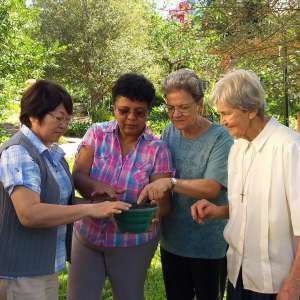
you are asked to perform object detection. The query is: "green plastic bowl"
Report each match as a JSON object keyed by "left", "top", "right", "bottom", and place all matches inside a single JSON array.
[{"left": 114, "top": 203, "right": 158, "bottom": 233}]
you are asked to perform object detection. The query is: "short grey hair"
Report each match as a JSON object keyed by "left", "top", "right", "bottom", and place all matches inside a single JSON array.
[
  {"left": 211, "top": 69, "right": 266, "bottom": 118},
  {"left": 162, "top": 69, "right": 204, "bottom": 102}
]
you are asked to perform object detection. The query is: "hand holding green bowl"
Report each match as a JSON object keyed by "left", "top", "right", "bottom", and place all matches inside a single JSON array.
[{"left": 114, "top": 203, "right": 158, "bottom": 233}]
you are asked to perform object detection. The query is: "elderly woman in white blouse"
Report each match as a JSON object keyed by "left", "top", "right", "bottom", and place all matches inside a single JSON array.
[{"left": 191, "top": 69, "right": 300, "bottom": 300}]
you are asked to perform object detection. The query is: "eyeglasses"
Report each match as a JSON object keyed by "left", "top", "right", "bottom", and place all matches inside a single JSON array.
[
  {"left": 165, "top": 103, "right": 195, "bottom": 115},
  {"left": 114, "top": 107, "right": 148, "bottom": 119},
  {"left": 48, "top": 113, "right": 71, "bottom": 124}
]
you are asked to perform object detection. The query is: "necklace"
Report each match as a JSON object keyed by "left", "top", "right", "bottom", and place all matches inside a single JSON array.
[{"left": 240, "top": 144, "right": 256, "bottom": 203}]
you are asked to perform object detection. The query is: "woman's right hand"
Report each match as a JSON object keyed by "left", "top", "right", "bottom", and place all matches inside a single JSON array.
[
  {"left": 88, "top": 201, "right": 131, "bottom": 219},
  {"left": 91, "top": 182, "right": 125, "bottom": 199}
]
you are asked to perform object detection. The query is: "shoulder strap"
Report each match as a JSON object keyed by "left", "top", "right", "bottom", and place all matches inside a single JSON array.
[
  {"left": 60, "top": 157, "right": 74, "bottom": 205},
  {"left": 0, "top": 131, "right": 48, "bottom": 186}
]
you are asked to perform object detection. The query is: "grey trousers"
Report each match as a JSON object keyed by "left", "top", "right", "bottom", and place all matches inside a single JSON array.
[{"left": 67, "top": 232, "right": 158, "bottom": 300}]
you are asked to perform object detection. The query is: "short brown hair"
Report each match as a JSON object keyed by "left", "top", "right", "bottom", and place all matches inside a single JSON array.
[{"left": 20, "top": 80, "right": 73, "bottom": 127}]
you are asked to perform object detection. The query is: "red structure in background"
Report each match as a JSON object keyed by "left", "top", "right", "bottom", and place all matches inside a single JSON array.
[{"left": 169, "top": 1, "right": 192, "bottom": 23}]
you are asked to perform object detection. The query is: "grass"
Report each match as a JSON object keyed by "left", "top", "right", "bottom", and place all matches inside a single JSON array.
[
  {"left": 58, "top": 248, "right": 165, "bottom": 300},
  {"left": 144, "top": 249, "right": 166, "bottom": 300}
]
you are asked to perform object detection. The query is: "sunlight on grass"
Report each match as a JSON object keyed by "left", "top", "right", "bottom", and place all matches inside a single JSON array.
[{"left": 144, "top": 249, "right": 166, "bottom": 300}]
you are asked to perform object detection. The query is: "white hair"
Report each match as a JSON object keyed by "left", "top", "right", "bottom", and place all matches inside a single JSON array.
[{"left": 211, "top": 69, "right": 266, "bottom": 117}]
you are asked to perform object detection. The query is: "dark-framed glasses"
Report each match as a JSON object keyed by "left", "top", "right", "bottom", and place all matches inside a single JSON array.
[{"left": 115, "top": 107, "right": 148, "bottom": 119}]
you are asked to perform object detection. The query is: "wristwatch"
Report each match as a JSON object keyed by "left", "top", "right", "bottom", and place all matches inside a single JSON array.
[{"left": 170, "top": 177, "right": 177, "bottom": 190}]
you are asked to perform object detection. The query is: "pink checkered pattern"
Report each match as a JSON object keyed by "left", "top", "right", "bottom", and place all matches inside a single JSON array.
[{"left": 74, "top": 121, "right": 173, "bottom": 247}]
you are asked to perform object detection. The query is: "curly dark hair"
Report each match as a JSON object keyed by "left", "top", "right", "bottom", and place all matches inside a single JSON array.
[
  {"left": 112, "top": 73, "right": 155, "bottom": 108},
  {"left": 20, "top": 80, "right": 73, "bottom": 128}
]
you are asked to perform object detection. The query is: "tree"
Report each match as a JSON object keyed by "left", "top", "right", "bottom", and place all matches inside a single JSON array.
[
  {"left": 146, "top": 12, "right": 222, "bottom": 95},
  {"left": 191, "top": 0, "right": 300, "bottom": 122},
  {"left": 33, "top": 0, "right": 154, "bottom": 120},
  {"left": 0, "top": 0, "right": 60, "bottom": 119}
]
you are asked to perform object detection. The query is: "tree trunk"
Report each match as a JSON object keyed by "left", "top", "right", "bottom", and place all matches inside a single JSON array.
[{"left": 89, "top": 90, "right": 103, "bottom": 122}]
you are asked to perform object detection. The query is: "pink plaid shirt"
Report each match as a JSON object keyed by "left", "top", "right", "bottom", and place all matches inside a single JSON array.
[{"left": 74, "top": 120, "right": 173, "bottom": 247}]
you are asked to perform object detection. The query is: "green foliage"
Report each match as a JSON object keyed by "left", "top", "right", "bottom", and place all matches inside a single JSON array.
[
  {"left": 0, "top": 0, "right": 61, "bottom": 120},
  {"left": 88, "top": 96, "right": 114, "bottom": 123},
  {"left": 33, "top": 0, "right": 155, "bottom": 121},
  {"left": 1, "top": 0, "right": 299, "bottom": 131},
  {"left": 66, "top": 120, "right": 92, "bottom": 138},
  {"left": 237, "top": 58, "right": 299, "bottom": 124},
  {"left": 191, "top": 0, "right": 300, "bottom": 121},
  {"left": 0, "top": 128, "right": 11, "bottom": 144},
  {"left": 146, "top": 13, "right": 220, "bottom": 85},
  {"left": 148, "top": 105, "right": 169, "bottom": 136},
  {"left": 90, "top": 109, "right": 113, "bottom": 124},
  {"left": 204, "top": 99, "right": 219, "bottom": 122}
]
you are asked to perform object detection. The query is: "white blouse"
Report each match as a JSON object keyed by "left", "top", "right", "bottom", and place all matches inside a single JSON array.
[{"left": 224, "top": 117, "right": 300, "bottom": 293}]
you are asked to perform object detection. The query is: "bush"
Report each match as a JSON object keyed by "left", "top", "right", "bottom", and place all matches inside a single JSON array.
[
  {"left": 66, "top": 121, "right": 91, "bottom": 138},
  {"left": 90, "top": 108, "right": 113, "bottom": 123},
  {"left": 87, "top": 96, "right": 114, "bottom": 123},
  {"left": 148, "top": 105, "right": 169, "bottom": 136},
  {"left": 0, "top": 129, "right": 10, "bottom": 144},
  {"left": 203, "top": 101, "right": 219, "bottom": 122}
]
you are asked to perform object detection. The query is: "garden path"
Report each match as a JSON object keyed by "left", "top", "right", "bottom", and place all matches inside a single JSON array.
[{"left": 60, "top": 137, "right": 81, "bottom": 157}]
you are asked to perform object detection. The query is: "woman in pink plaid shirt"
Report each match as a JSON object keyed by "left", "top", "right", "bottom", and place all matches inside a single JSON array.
[{"left": 67, "top": 73, "right": 173, "bottom": 300}]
